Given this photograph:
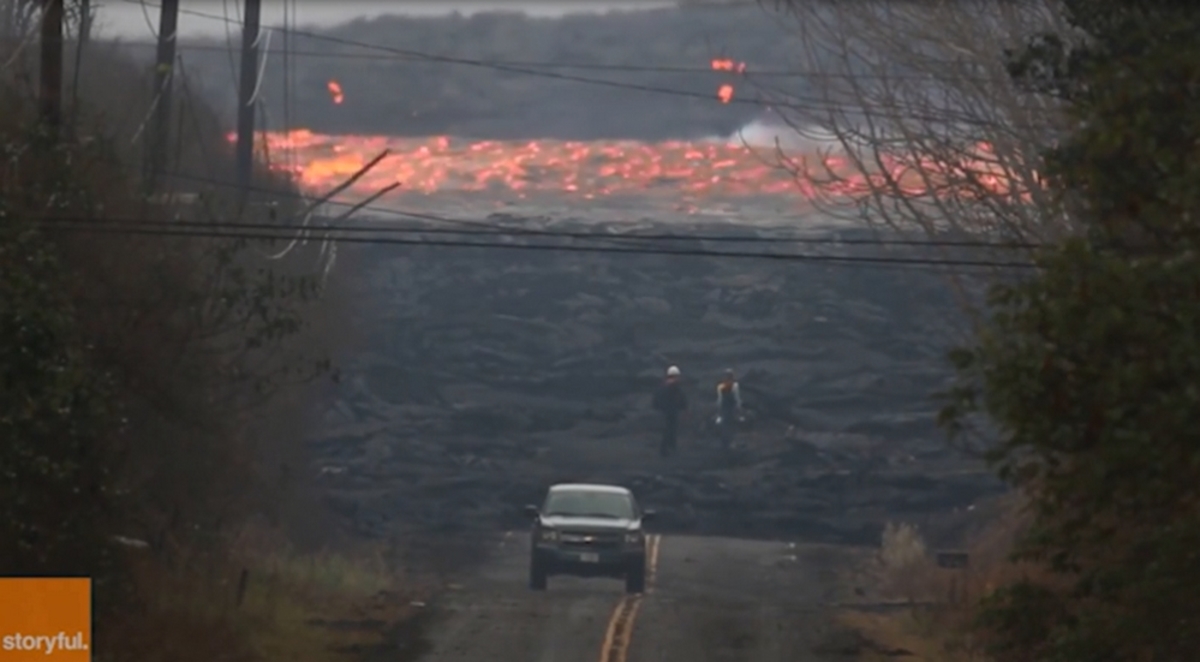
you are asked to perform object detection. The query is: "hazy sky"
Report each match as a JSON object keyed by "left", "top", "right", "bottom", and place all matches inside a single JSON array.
[{"left": 93, "top": 1, "right": 677, "bottom": 40}]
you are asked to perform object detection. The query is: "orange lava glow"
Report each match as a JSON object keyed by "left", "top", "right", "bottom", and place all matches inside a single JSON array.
[
  {"left": 327, "top": 80, "right": 344, "bottom": 105},
  {"left": 711, "top": 58, "right": 747, "bottom": 73},
  {"left": 234, "top": 129, "right": 1028, "bottom": 206},
  {"left": 711, "top": 59, "right": 743, "bottom": 105}
]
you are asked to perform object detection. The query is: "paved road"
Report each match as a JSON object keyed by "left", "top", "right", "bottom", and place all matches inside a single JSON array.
[{"left": 417, "top": 532, "right": 855, "bottom": 662}]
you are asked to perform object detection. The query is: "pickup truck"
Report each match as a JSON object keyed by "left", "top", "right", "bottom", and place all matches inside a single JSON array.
[{"left": 525, "top": 483, "right": 655, "bottom": 594}]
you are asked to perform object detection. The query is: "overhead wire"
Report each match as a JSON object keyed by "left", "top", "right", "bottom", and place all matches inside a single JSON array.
[
  {"left": 88, "top": 157, "right": 1042, "bottom": 250},
  {"left": 102, "top": 1, "right": 1044, "bottom": 265},
  {"left": 281, "top": 0, "right": 295, "bottom": 175},
  {"left": 137, "top": 0, "right": 158, "bottom": 38},
  {"left": 31, "top": 214, "right": 1037, "bottom": 270},
  {"left": 248, "top": 28, "right": 273, "bottom": 106},
  {"left": 34, "top": 210, "right": 1040, "bottom": 251},
  {"left": 116, "top": 0, "right": 1034, "bottom": 130},
  {"left": 221, "top": 0, "right": 240, "bottom": 90},
  {"left": 102, "top": 38, "right": 998, "bottom": 83}
]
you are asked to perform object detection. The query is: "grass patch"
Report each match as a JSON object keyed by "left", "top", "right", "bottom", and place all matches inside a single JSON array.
[
  {"left": 106, "top": 529, "right": 431, "bottom": 662},
  {"left": 835, "top": 497, "right": 1056, "bottom": 661},
  {"left": 837, "top": 609, "right": 956, "bottom": 661}
]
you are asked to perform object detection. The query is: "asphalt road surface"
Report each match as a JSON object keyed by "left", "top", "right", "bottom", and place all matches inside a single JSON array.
[{"left": 417, "top": 532, "right": 855, "bottom": 662}]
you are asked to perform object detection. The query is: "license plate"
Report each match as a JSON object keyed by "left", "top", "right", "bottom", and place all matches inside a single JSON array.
[{"left": 579, "top": 553, "right": 599, "bottom": 563}]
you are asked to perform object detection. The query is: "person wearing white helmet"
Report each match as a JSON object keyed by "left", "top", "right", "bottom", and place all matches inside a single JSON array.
[{"left": 652, "top": 365, "right": 688, "bottom": 457}]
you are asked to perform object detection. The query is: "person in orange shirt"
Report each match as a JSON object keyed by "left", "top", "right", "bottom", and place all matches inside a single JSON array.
[{"left": 715, "top": 368, "right": 742, "bottom": 449}]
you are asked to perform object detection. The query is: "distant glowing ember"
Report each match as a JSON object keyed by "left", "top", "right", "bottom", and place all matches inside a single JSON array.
[
  {"left": 711, "top": 58, "right": 747, "bottom": 73},
  {"left": 238, "top": 129, "right": 1028, "bottom": 207},
  {"left": 327, "top": 80, "right": 344, "bottom": 105},
  {"left": 711, "top": 58, "right": 743, "bottom": 105}
]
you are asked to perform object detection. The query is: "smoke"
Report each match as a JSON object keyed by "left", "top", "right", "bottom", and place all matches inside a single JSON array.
[{"left": 711, "top": 117, "right": 841, "bottom": 155}]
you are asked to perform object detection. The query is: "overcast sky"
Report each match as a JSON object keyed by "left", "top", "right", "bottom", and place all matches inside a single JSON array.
[{"left": 92, "top": 1, "right": 677, "bottom": 40}]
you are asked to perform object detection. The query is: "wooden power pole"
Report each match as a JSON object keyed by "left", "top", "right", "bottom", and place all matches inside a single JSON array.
[
  {"left": 145, "top": 0, "right": 179, "bottom": 193},
  {"left": 78, "top": 0, "right": 92, "bottom": 44},
  {"left": 39, "top": 0, "right": 64, "bottom": 142},
  {"left": 234, "top": 0, "right": 262, "bottom": 197}
]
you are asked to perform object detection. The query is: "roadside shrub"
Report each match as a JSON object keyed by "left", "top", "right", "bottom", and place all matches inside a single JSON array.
[{"left": 0, "top": 13, "right": 374, "bottom": 660}]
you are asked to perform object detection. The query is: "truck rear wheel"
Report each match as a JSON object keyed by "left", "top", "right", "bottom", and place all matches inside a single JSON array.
[{"left": 625, "top": 562, "right": 646, "bottom": 594}]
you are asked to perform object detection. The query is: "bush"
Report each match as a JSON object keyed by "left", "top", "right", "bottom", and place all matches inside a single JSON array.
[
  {"left": 0, "top": 11, "right": 395, "bottom": 660},
  {"left": 840, "top": 498, "right": 1066, "bottom": 661},
  {"left": 106, "top": 526, "right": 421, "bottom": 662}
]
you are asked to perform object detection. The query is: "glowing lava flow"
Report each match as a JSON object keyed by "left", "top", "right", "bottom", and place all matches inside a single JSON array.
[
  {"left": 257, "top": 130, "right": 801, "bottom": 200},
  {"left": 243, "top": 129, "right": 1027, "bottom": 206}
]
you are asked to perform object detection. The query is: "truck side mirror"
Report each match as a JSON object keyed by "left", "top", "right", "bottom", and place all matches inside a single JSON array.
[
  {"left": 524, "top": 504, "right": 540, "bottom": 518},
  {"left": 641, "top": 509, "right": 657, "bottom": 522}
]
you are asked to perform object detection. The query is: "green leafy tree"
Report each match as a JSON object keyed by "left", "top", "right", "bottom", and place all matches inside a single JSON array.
[
  {"left": 0, "top": 194, "right": 115, "bottom": 581},
  {"left": 941, "top": 3, "right": 1200, "bottom": 660},
  {"left": 940, "top": 2, "right": 1200, "bottom": 657}
]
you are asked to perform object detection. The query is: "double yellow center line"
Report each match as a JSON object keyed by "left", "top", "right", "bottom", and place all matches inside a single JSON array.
[{"left": 598, "top": 534, "right": 661, "bottom": 662}]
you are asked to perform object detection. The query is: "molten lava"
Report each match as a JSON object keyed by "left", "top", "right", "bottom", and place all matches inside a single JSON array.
[
  {"left": 238, "top": 52, "right": 1029, "bottom": 210},
  {"left": 327, "top": 80, "right": 344, "bottom": 105},
  {"left": 711, "top": 59, "right": 744, "bottom": 105},
  {"left": 246, "top": 129, "right": 1027, "bottom": 207},
  {"left": 717, "top": 84, "right": 734, "bottom": 104},
  {"left": 711, "top": 58, "right": 747, "bottom": 73},
  {"left": 258, "top": 130, "right": 802, "bottom": 201}
]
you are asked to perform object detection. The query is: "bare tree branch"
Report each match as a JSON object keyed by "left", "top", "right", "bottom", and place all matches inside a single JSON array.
[
  {"left": 755, "top": 0, "right": 1079, "bottom": 265},
  {"left": 719, "top": 1, "right": 1081, "bottom": 328}
]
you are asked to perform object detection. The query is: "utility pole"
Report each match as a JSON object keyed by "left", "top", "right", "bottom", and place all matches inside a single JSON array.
[
  {"left": 234, "top": 0, "right": 262, "bottom": 199},
  {"left": 3, "top": 1, "right": 16, "bottom": 39},
  {"left": 72, "top": 0, "right": 95, "bottom": 119},
  {"left": 39, "top": 0, "right": 64, "bottom": 142},
  {"left": 145, "top": 0, "right": 179, "bottom": 193},
  {"left": 78, "top": 0, "right": 92, "bottom": 44}
]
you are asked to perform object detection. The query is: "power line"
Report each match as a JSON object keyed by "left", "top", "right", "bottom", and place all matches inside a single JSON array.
[
  {"left": 34, "top": 215, "right": 1037, "bottom": 269},
  {"left": 102, "top": 38, "right": 999, "bottom": 84},
  {"left": 119, "top": 0, "right": 1033, "bottom": 130},
  {"left": 92, "top": 158, "right": 1040, "bottom": 250},
  {"left": 311, "top": 208, "right": 1038, "bottom": 249},
  {"left": 36, "top": 212, "right": 1040, "bottom": 250},
  {"left": 137, "top": 0, "right": 158, "bottom": 39}
]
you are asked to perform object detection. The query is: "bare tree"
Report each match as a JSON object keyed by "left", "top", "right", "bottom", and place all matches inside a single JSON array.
[
  {"left": 1, "top": 0, "right": 92, "bottom": 38},
  {"left": 0, "top": 0, "right": 38, "bottom": 39},
  {"left": 3, "top": 0, "right": 95, "bottom": 83},
  {"left": 752, "top": 1, "right": 1080, "bottom": 255},
  {"left": 736, "top": 1, "right": 1083, "bottom": 454}
]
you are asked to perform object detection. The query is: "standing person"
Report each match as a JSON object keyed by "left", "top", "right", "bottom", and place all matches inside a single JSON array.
[
  {"left": 652, "top": 365, "right": 688, "bottom": 457},
  {"left": 715, "top": 368, "right": 743, "bottom": 449}
]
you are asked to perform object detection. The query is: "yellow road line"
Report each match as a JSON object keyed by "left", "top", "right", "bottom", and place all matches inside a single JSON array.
[
  {"left": 649, "top": 534, "right": 661, "bottom": 583},
  {"left": 646, "top": 534, "right": 661, "bottom": 594},
  {"left": 597, "top": 534, "right": 661, "bottom": 662},
  {"left": 598, "top": 595, "right": 643, "bottom": 662}
]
